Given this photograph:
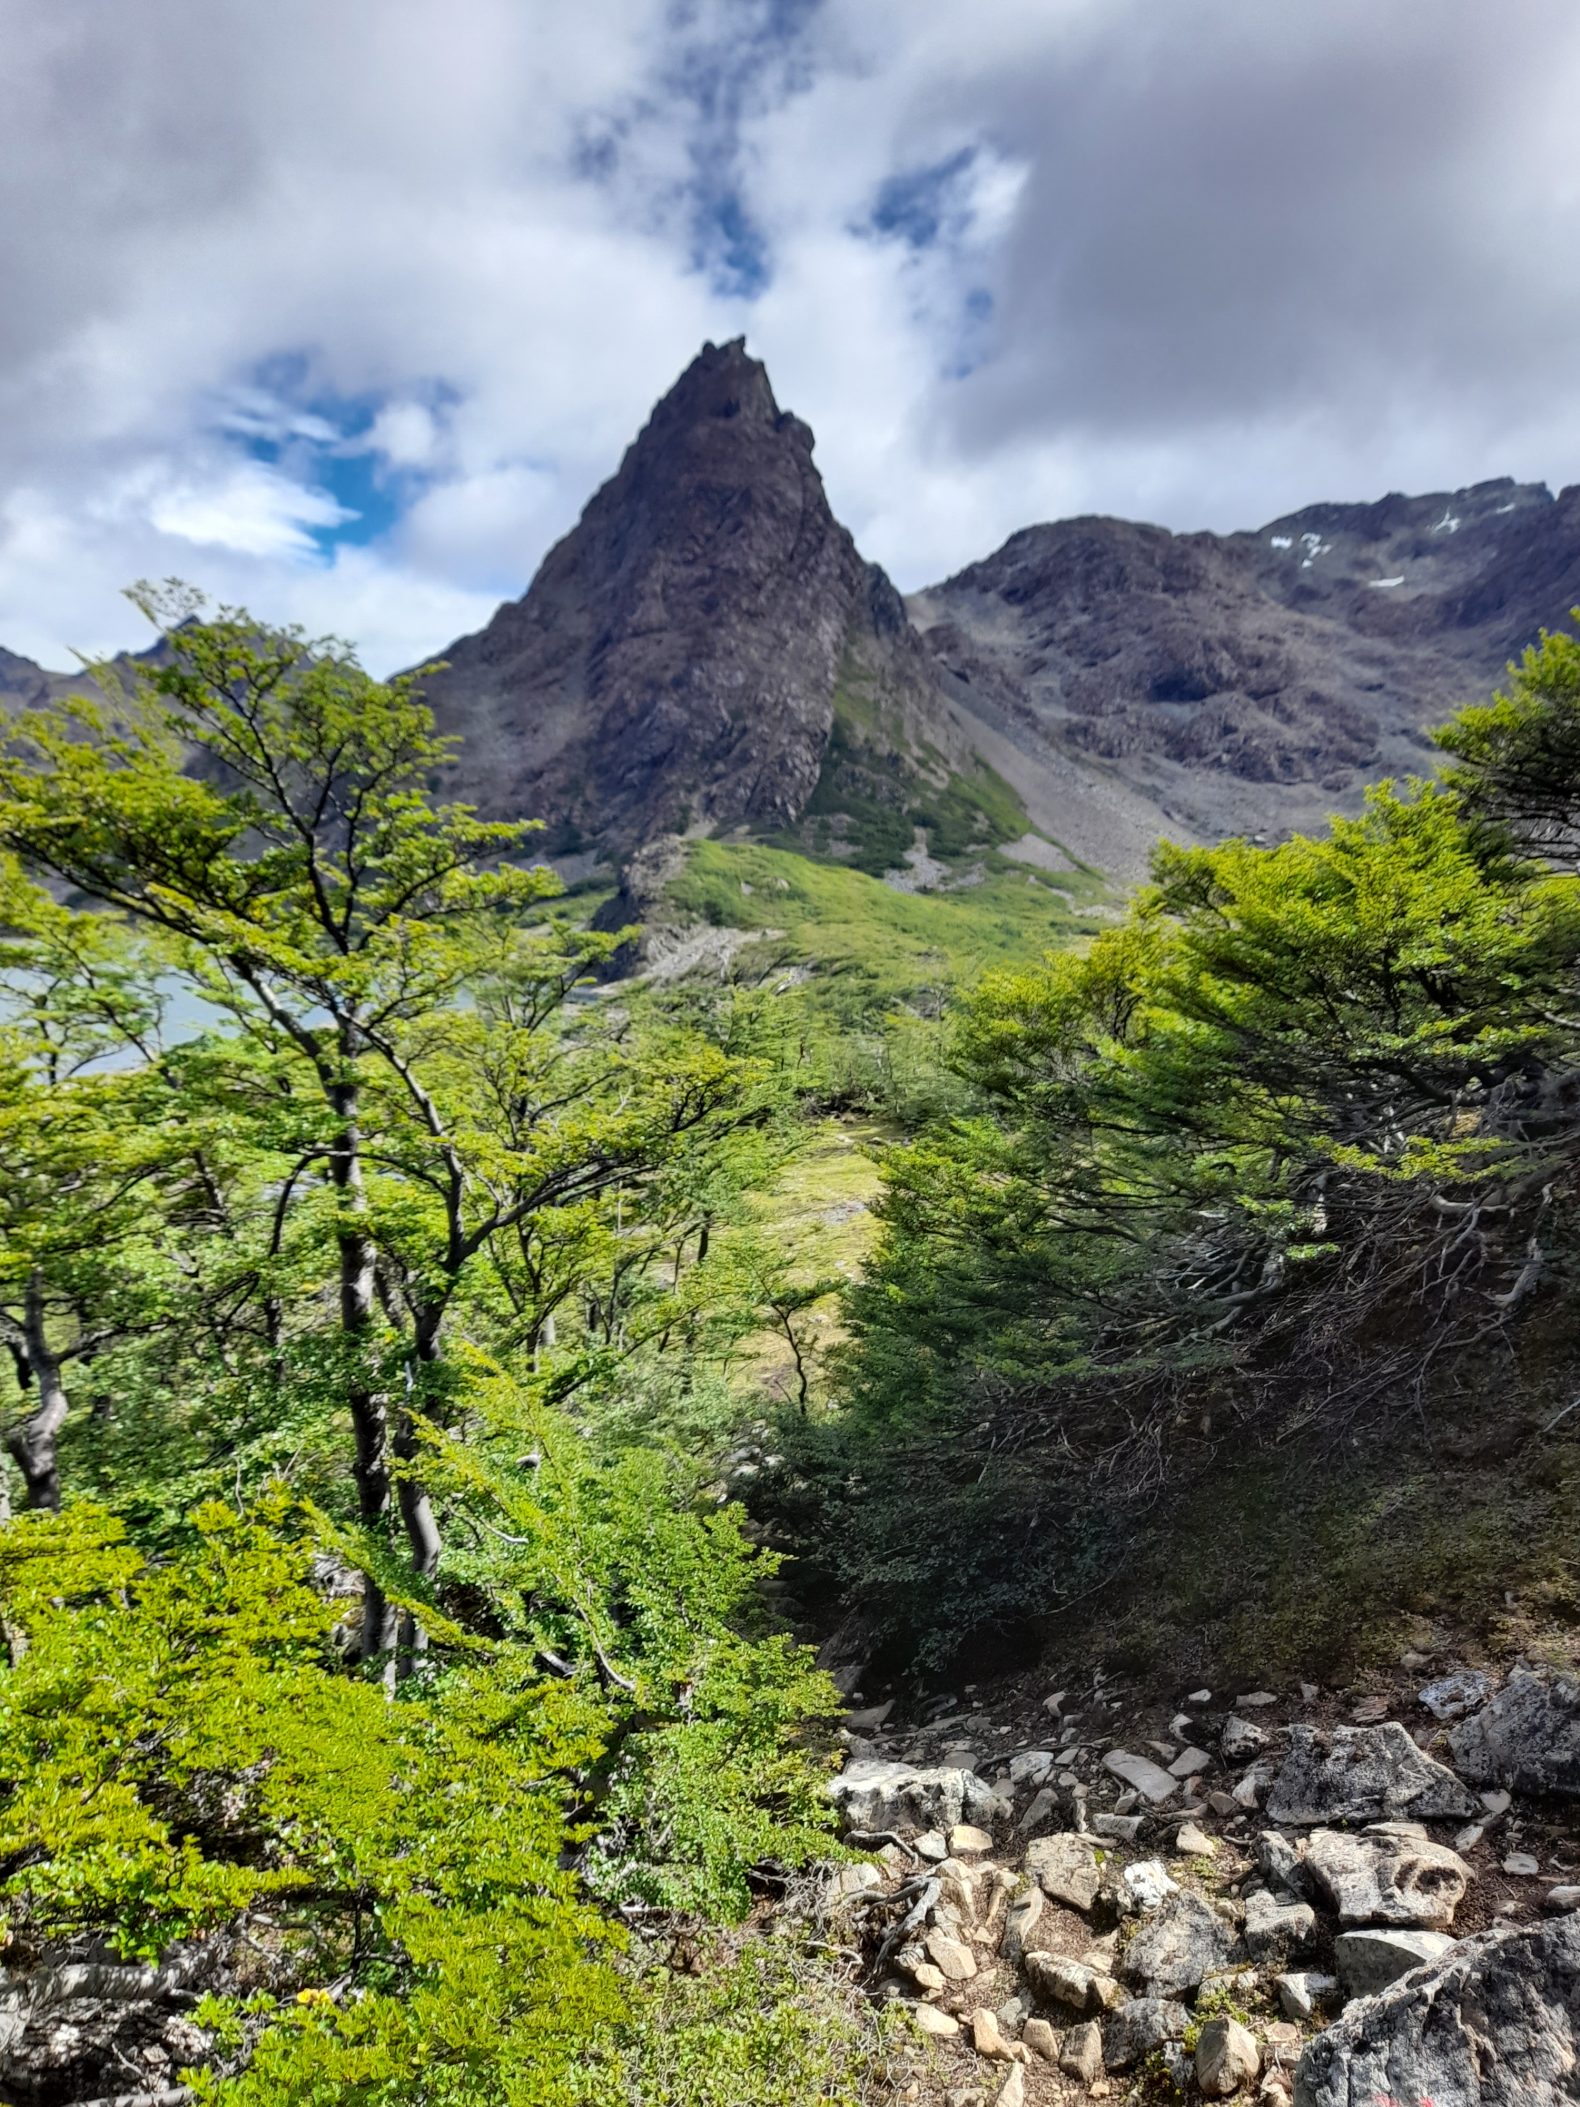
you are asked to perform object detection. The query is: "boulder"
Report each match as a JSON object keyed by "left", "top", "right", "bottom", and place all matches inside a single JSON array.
[
  {"left": 1102, "top": 1748, "right": 1179, "bottom": 1803},
  {"left": 1332, "top": 1927, "right": 1457, "bottom": 1998},
  {"left": 827, "top": 1760, "right": 1009, "bottom": 1836},
  {"left": 1023, "top": 1953, "right": 1121, "bottom": 2014},
  {"left": 925, "top": 1929, "right": 977, "bottom": 1982},
  {"left": 1223, "top": 1715, "right": 1271, "bottom": 1761},
  {"left": 0, "top": 1946, "right": 220, "bottom": 2103},
  {"left": 1060, "top": 2019, "right": 1105, "bottom": 2084},
  {"left": 1244, "top": 1887, "right": 1318, "bottom": 1961},
  {"left": 1302, "top": 1826, "right": 1470, "bottom": 1930},
  {"left": 1197, "top": 2015, "right": 1261, "bottom": 2098},
  {"left": 1265, "top": 1723, "right": 1478, "bottom": 1826},
  {"left": 1418, "top": 1670, "right": 1490, "bottom": 1722},
  {"left": 1448, "top": 1667, "right": 1580, "bottom": 1797},
  {"left": 1102, "top": 1996, "right": 1190, "bottom": 2071},
  {"left": 1120, "top": 1890, "right": 1238, "bottom": 1998},
  {"left": 1024, "top": 1832, "right": 1100, "bottom": 1911},
  {"left": 1299, "top": 1916, "right": 1580, "bottom": 2106}
]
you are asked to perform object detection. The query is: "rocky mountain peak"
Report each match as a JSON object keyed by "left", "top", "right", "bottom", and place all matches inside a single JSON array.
[{"left": 418, "top": 338, "right": 938, "bottom": 859}]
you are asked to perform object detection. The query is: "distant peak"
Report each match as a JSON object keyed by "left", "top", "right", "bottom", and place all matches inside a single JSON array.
[{"left": 640, "top": 337, "right": 794, "bottom": 444}]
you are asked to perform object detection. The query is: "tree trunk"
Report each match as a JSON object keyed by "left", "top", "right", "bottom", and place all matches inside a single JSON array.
[
  {"left": 6, "top": 1273, "right": 69, "bottom": 1510},
  {"left": 328, "top": 1072, "right": 397, "bottom": 1662},
  {"left": 393, "top": 1304, "right": 445, "bottom": 1680}
]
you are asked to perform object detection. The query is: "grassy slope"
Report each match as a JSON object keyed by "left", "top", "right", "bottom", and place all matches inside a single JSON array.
[{"left": 666, "top": 836, "right": 1109, "bottom": 1019}]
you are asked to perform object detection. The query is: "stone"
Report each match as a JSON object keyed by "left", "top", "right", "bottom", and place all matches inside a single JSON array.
[
  {"left": 1174, "top": 1819, "right": 1217, "bottom": 1857},
  {"left": 910, "top": 2002, "right": 960, "bottom": 2037},
  {"left": 1207, "top": 1790, "right": 1240, "bottom": 1817},
  {"left": 1169, "top": 1745, "right": 1213, "bottom": 1778},
  {"left": 1545, "top": 1884, "right": 1580, "bottom": 1912},
  {"left": 1188, "top": 1689, "right": 1213, "bottom": 1704},
  {"left": 1504, "top": 1851, "right": 1541, "bottom": 1876},
  {"left": 828, "top": 1760, "right": 1010, "bottom": 1836},
  {"left": 1101, "top": 1997, "right": 1190, "bottom": 2071},
  {"left": 1091, "top": 1812, "right": 1145, "bottom": 1843},
  {"left": 1060, "top": 2019, "right": 1105, "bottom": 2084},
  {"left": 1022, "top": 2015, "right": 1058, "bottom": 2060},
  {"left": 846, "top": 1699, "right": 895, "bottom": 1731},
  {"left": 1450, "top": 1668, "right": 1580, "bottom": 1797},
  {"left": 1481, "top": 1787, "right": 1513, "bottom": 1817},
  {"left": 914, "top": 1830, "right": 948, "bottom": 1860},
  {"left": 1016, "top": 1787, "right": 1057, "bottom": 1835},
  {"left": 1300, "top": 1916, "right": 1580, "bottom": 2106},
  {"left": 1274, "top": 1969, "right": 1337, "bottom": 2020},
  {"left": 1238, "top": 1691, "right": 1279, "bottom": 1708},
  {"left": 1120, "top": 1890, "right": 1238, "bottom": 1997},
  {"left": 1007, "top": 1750, "right": 1056, "bottom": 1787},
  {"left": 993, "top": 2068, "right": 1025, "bottom": 2107},
  {"left": 1196, "top": 2015, "right": 1260, "bottom": 2098},
  {"left": 1350, "top": 1695, "right": 1390, "bottom": 1724},
  {"left": 925, "top": 1930, "right": 977, "bottom": 1982},
  {"left": 1265, "top": 1723, "right": 1478, "bottom": 1826},
  {"left": 971, "top": 2008, "right": 1016, "bottom": 2059},
  {"left": 1262, "top": 2020, "right": 1303, "bottom": 2066},
  {"left": 1233, "top": 1760, "right": 1275, "bottom": 1809},
  {"left": 1170, "top": 1712, "right": 1195, "bottom": 1739},
  {"left": 1222, "top": 1715, "right": 1270, "bottom": 1761},
  {"left": 1023, "top": 1954, "right": 1121, "bottom": 2014},
  {"left": 1418, "top": 1669, "right": 1490, "bottom": 1721},
  {"left": 951, "top": 1823, "right": 994, "bottom": 1855},
  {"left": 999, "top": 1884, "right": 1044, "bottom": 1965},
  {"left": 824, "top": 1861, "right": 884, "bottom": 1906},
  {"left": 1121, "top": 1858, "right": 1180, "bottom": 1911},
  {"left": 1101, "top": 1747, "right": 1178, "bottom": 1803},
  {"left": 1332, "top": 1927, "right": 1457, "bottom": 1997},
  {"left": 911, "top": 1962, "right": 947, "bottom": 1992},
  {"left": 1024, "top": 1832, "right": 1100, "bottom": 1911},
  {"left": 1243, "top": 1888, "right": 1317, "bottom": 1961},
  {"left": 1302, "top": 1827, "right": 1470, "bottom": 1930},
  {"left": 1454, "top": 1822, "right": 1485, "bottom": 1851},
  {"left": 1255, "top": 1830, "right": 1309, "bottom": 1895}
]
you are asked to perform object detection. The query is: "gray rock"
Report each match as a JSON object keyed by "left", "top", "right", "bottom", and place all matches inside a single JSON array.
[
  {"left": 827, "top": 1760, "right": 1009, "bottom": 1836},
  {"left": 1169, "top": 1744, "right": 1213, "bottom": 1778},
  {"left": 1120, "top": 1890, "right": 1238, "bottom": 1997},
  {"left": 1121, "top": 1857, "right": 1180, "bottom": 1911},
  {"left": 1545, "top": 1885, "right": 1580, "bottom": 1913},
  {"left": 1299, "top": 1916, "right": 1580, "bottom": 2106},
  {"left": 1448, "top": 1668, "right": 1580, "bottom": 1798},
  {"left": 1016, "top": 1785, "right": 1058, "bottom": 1835},
  {"left": 1276, "top": 1970, "right": 1339, "bottom": 2020},
  {"left": 1197, "top": 2015, "right": 1261, "bottom": 2098},
  {"left": 1023, "top": 1952, "right": 1121, "bottom": 2014},
  {"left": 1332, "top": 1927, "right": 1457, "bottom": 1997},
  {"left": 1060, "top": 2018, "right": 1105, "bottom": 2083},
  {"left": 1222, "top": 1714, "right": 1271, "bottom": 1761},
  {"left": 1418, "top": 1670, "right": 1490, "bottom": 1722},
  {"left": 1102, "top": 1747, "right": 1179, "bottom": 1803},
  {"left": 1244, "top": 1886, "right": 1318, "bottom": 1960},
  {"left": 1091, "top": 1812, "right": 1145, "bottom": 1843},
  {"left": 1256, "top": 1829, "right": 1312, "bottom": 1898},
  {"left": 1303, "top": 1826, "right": 1470, "bottom": 1930},
  {"left": 1102, "top": 1996, "right": 1191, "bottom": 2071},
  {"left": 1000, "top": 1883, "right": 1044, "bottom": 1965},
  {"left": 1266, "top": 1723, "right": 1478, "bottom": 1826},
  {"left": 1024, "top": 1832, "right": 1100, "bottom": 1911}
]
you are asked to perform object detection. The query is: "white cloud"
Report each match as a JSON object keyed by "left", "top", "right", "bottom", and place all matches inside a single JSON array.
[{"left": 2, "top": 0, "right": 1580, "bottom": 671}]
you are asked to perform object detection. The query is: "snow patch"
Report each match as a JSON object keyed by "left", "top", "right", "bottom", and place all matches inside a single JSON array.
[
  {"left": 1270, "top": 535, "right": 1294, "bottom": 550},
  {"left": 1434, "top": 509, "right": 1460, "bottom": 533},
  {"left": 1496, "top": 503, "right": 1517, "bottom": 515},
  {"left": 1369, "top": 577, "right": 1405, "bottom": 589}
]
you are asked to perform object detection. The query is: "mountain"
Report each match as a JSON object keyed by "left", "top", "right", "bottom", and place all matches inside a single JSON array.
[
  {"left": 418, "top": 339, "right": 1007, "bottom": 876},
  {"left": 914, "top": 477, "right": 1580, "bottom": 850}
]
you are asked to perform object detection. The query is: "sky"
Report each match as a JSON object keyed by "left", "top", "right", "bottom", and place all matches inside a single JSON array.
[{"left": 4, "top": 0, "right": 1580, "bottom": 674}]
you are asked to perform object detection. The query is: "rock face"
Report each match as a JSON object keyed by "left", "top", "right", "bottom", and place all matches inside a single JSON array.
[
  {"left": 0, "top": 1947, "right": 221, "bottom": 2103},
  {"left": 1266, "top": 1723, "right": 1479, "bottom": 1826},
  {"left": 417, "top": 338, "right": 969, "bottom": 860},
  {"left": 1449, "top": 1668, "right": 1580, "bottom": 1797},
  {"left": 1298, "top": 1916, "right": 1580, "bottom": 2106},
  {"left": 915, "top": 479, "right": 1580, "bottom": 856}
]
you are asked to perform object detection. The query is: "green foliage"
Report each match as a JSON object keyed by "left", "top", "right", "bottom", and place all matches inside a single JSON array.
[{"left": 765, "top": 624, "right": 1580, "bottom": 1668}]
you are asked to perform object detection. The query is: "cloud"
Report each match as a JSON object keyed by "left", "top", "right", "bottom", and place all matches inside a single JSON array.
[{"left": 2, "top": 0, "right": 1579, "bottom": 669}]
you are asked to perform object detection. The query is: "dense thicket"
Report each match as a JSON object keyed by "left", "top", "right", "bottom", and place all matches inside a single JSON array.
[
  {"left": 767, "top": 622, "right": 1580, "bottom": 1667},
  {"left": 0, "top": 593, "right": 855, "bottom": 2103}
]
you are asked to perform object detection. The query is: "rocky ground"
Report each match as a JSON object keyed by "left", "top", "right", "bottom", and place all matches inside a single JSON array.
[{"left": 814, "top": 1650, "right": 1580, "bottom": 2104}]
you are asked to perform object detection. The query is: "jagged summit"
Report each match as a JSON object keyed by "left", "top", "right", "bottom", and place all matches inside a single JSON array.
[{"left": 419, "top": 338, "right": 962, "bottom": 861}]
